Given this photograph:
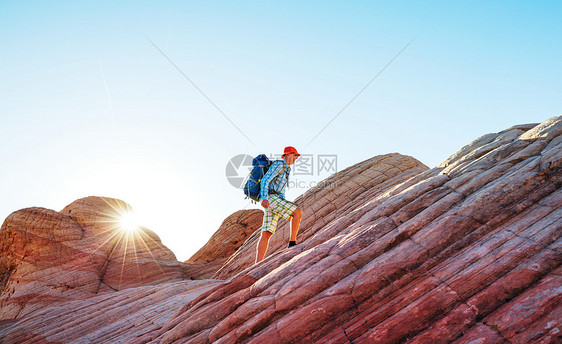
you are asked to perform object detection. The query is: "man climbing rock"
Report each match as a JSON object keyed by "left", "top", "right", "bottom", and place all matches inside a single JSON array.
[{"left": 255, "top": 146, "right": 303, "bottom": 263}]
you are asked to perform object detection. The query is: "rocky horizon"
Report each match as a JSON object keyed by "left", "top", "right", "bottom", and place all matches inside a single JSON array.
[{"left": 1, "top": 115, "right": 561, "bottom": 343}]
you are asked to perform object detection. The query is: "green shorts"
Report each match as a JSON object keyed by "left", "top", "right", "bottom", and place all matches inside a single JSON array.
[{"left": 261, "top": 194, "right": 298, "bottom": 234}]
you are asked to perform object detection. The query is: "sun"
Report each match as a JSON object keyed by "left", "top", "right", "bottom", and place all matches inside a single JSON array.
[{"left": 119, "top": 211, "right": 139, "bottom": 233}]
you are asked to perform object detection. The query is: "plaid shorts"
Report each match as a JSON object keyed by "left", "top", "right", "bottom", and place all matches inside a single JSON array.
[{"left": 261, "top": 194, "right": 298, "bottom": 234}]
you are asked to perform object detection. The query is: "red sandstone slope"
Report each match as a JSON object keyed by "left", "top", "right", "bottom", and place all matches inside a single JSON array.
[
  {"left": 130, "top": 116, "right": 562, "bottom": 344},
  {"left": 1, "top": 115, "right": 561, "bottom": 344},
  {"left": 0, "top": 197, "right": 222, "bottom": 343},
  {"left": 0, "top": 197, "right": 194, "bottom": 319}
]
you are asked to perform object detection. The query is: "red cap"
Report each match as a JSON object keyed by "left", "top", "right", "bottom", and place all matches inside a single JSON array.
[{"left": 282, "top": 146, "right": 300, "bottom": 157}]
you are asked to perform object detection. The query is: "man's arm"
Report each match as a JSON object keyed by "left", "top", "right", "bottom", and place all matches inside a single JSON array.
[{"left": 260, "top": 161, "right": 283, "bottom": 202}]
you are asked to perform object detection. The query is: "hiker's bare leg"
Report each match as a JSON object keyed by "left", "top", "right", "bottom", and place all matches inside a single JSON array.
[
  {"left": 289, "top": 208, "right": 302, "bottom": 242},
  {"left": 256, "top": 231, "right": 273, "bottom": 263}
]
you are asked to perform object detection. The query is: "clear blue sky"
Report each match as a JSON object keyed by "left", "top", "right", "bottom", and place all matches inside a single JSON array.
[{"left": 1, "top": 1, "right": 560, "bottom": 260}]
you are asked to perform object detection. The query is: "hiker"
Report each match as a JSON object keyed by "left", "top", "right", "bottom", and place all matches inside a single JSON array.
[{"left": 255, "top": 146, "right": 303, "bottom": 263}]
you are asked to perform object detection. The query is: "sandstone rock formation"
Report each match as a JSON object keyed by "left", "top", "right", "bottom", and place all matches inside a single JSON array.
[
  {"left": 0, "top": 197, "right": 188, "bottom": 320},
  {"left": 132, "top": 116, "right": 561, "bottom": 344},
  {"left": 0, "top": 280, "right": 222, "bottom": 344},
  {"left": 184, "top": 209, "right": 263, "bottom": 279},
  {"left": 214, "top": 153, "right": 429, "bottom": 279},
  {"left": 1, "top": 115, "right": 561, "bottom": 344}
]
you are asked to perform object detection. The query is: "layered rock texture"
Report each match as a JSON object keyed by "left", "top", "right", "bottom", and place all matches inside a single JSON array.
[
  {"left": 184, "top": 210, "right": 263, "bottom": 279},
  {"left": 1, "top": 116, "right": 561, "bottom": 343},
  {"left": 0, "top": 197, "right": 211, "bottom": 318}
]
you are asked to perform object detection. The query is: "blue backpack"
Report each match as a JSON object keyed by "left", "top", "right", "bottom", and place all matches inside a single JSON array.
[{"left": 243, "top": 154, "right": 287, "bottom": 202}]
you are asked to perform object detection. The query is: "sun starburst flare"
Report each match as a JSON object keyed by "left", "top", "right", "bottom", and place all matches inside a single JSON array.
[
  {"left": 75, "top": 198, "right": 172, "bottom": 290},
  {"left": 119, "top": 211, "right": 140, "bottom": 233}
]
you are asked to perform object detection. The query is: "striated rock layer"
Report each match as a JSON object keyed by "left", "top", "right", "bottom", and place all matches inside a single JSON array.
[
  {"left": 1, "top": 115, "right": 561, "bottom": 344},
  {"left": 183, "top": 209, "right": 263, "bottom": 279},
  {"left": 0, "top": 280, "right": 222, "bottom": 344},
  {"left": 132, "top": 116, "right": 562, "bottom": 344},
  {"left": 0, "top": 197, "right": 189, "bottom": 320},
  {"left": 214, "top": 153, "right": 429, "bottom": 279}
]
